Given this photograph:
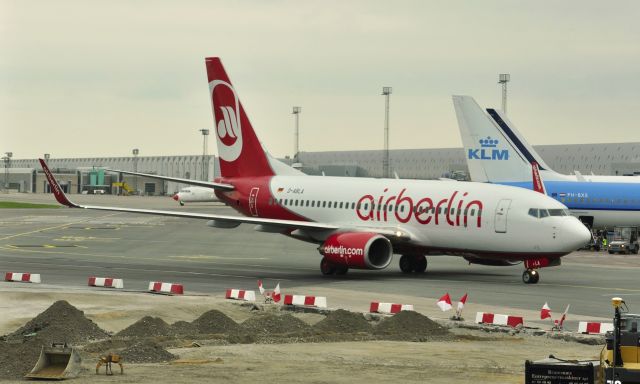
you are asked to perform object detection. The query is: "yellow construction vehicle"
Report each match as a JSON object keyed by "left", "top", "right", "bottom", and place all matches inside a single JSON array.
[
  {"left": 112, "top": 182, "right": 134, "bottom": 195},
  {"left": 96, "top": 353, "right": 124, "bottom": 375},
  {"left": 600, "top": 297, "right": 640, "bottom": 383}
]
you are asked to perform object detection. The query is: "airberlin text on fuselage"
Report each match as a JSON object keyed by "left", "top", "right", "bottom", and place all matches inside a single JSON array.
[{"left": 356, "top": 189, "right": 483, "bottom": 228}]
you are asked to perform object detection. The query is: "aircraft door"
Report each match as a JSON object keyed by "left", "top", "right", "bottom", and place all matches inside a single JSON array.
[
  {"left": 494, "top": 199, "right": 512, "bottom": 233},
  {"left": 249, "top": 187, "right": 259, "bottom": 217}
]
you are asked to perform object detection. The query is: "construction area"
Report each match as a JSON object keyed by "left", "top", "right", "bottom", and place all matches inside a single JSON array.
[{"left": 0, "top": 289, "right": 605, "bottom": 384}]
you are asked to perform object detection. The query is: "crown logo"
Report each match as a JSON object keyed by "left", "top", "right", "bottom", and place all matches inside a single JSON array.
[{"left": 479, "top": 137, "right": 498, "bottom": 147}]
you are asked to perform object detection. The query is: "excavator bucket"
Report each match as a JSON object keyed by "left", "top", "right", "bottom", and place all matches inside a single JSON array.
[{"left": 25, "top": 343, "right": 82, "bottom": 380}]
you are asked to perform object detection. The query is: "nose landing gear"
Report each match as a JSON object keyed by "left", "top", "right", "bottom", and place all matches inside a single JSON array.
[{"left": 522, "top": 269, "right": 540, "bottom": 284}]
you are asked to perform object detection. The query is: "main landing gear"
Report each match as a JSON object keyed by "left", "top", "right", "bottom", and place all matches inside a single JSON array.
[
  {"left": 399, "top": 255, "right": 427, "bottom": 274},
  {"left": 320, "top": 257, "right": 348, "bottom": 276},
  {"left": 522, "top": 269, "right": 540, "bottom": 284}
]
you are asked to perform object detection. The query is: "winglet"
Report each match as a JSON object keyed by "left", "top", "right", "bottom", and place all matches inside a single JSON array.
[
  {"left": 39, "top": 159, "right": 79, "bottom": 207},
  {"left": 531, "top": 162, "right": 547, "bottom": 195}
]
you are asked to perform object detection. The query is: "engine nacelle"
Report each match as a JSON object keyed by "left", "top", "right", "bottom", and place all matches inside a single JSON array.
[
  {"left": 463, "top": 256, "right": 521, "bottom": 266},
  {"left": 319, "top": 232, "right": 393, "bottom": 270}
]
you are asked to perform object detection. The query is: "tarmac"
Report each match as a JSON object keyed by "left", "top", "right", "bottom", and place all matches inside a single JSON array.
[{"left": 2, "top": 193, "right": 640, "bottom": 325}]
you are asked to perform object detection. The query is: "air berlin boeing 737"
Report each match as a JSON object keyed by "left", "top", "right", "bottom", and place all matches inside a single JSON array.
[{"left": 39, "top": 57, "right": 590, "bottom": 284}]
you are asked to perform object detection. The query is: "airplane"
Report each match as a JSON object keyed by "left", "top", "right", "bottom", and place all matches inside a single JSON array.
[
  {"left": 172, "top": 186, "right": 219, "bottom": 206},
  {"left": 453, "top": 95, "right": 640, "bottom": 230},
  {"left": 38, "top": 58, "right": 590, "bottom": 284}
]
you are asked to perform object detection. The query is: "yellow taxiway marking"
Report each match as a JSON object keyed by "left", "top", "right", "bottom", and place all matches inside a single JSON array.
[{"left": 0, "top": 212, "right": 121, "bottom": 242}]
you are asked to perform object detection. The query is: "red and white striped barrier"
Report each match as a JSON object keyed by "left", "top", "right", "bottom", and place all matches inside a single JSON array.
[
  {"left": 369, "top": 301, "right": 413, "bottom": 314},
  {"left": 475, "top": 312, "right": 524, "bottom": 328},
  {"left": 148, "top": 281, "right": 184, "bottom": 295},
  {"left": 578, "top": 321, "right": 613, "bottom": 334},
  {"left": 225, "top": 289, "right": 256, "bottom": 302},
  {"left": 88, "top": 276, "right": 123, "bottom": 289},
  {"left": 4, "top": 272, "right": 41, "bottom": 284},
  {"left": 283, "top": 294, "right": 327, "bottom": 308}
]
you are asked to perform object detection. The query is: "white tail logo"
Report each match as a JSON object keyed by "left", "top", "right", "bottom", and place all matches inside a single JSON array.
[
  {"left": 217, "top": 106, "right": 239, "bottom": 139},
  {"left": 210, "top": 80, "right": 243, "bottom": 162}
]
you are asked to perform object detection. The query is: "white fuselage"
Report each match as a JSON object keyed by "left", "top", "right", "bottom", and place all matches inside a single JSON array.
[
  {"left": 243, "top": 175, "right": 590, "bottom": 258},
  {"left": 174, "top": 186, "right": 219, "bottom": 204}
]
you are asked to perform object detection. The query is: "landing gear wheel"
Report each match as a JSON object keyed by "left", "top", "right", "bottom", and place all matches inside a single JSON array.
[
  {"left": 320, "top": 257, "right": 336, "bottom": 276},
  {"left": 335, "top": 265, "right": 349, "bottom": 275},
  {"left": 399, "top": 255, "right": 415, "bottom": 273},
  {"left": 414, "top": 256, "right": 427, "bottom": 273},
  {"left": 522, "top": 269, "right": 540, "bottom": 284}
]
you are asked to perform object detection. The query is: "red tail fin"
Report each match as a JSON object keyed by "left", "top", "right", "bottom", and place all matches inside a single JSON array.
[
  {"left": 531, "top": 162, "right": 547, "bottom": 195},
  {"left": 206, "top": 57, "right": 274, "bottom": 178}
]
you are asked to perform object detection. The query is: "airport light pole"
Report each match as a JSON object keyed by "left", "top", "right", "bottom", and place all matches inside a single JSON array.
[
  {"left": 292, "top": 107, "right": 301, "bottom": 163},
  {"left": 3, "top": 152, "right": 12, "bottom": 192},
  {"left": 382, "top": 87, "right": 392, "bottom": 178},
  {"left": 498, "top": 74, "right": 510, "bottom": 114},
  {"left": 132, "top": 148, "right": 139, "bottom": 195},
  {"left": 199, "top": 129, "right": 210, "bottom": 180}
]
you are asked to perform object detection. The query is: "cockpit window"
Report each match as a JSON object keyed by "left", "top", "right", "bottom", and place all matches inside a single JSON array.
[
  {"left": 528, "top": 208, "right": 538, "bottom": 218},
  {"left": 548, "top": 209, "right": 568, "bottom": 216},
  {"left": 539, "top": 209, "right": 549, "bottom": 218}
]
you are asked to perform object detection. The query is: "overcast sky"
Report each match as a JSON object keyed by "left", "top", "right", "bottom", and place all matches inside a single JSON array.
[{"left": 2, "top": 1, "right": 639, "bottom": 160}]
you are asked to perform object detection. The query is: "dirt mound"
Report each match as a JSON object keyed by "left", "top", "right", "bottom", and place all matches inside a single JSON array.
[
  {"left": 120, "top": 341, "right": 177, "bottom": 363},
  {"left": 191, "top": 310, "right": 239, "bottom": 334},
  {"left": 313, "top": 309, "right": 372, "bottom": 334},
  {"left": 241, "top": 313, "right": 310, "bottom": 335},
  {"left": 8, "top": 300, "right": 109, "bottom": 343},
  {"left": 374, "top": 311, "right": 450, "bottom": 341},
  {"left": 171, "top": 321, "right": 198, "bottom": 336},
  {"left": 0, "top": 301, "right": 110, "bottom": 379},
  {"left": 116, "top": 316, "right": 173, "bottom": 338}
]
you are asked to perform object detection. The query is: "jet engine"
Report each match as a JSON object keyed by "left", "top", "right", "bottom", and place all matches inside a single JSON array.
[
  {"left": 319, "top": 232, "right": 393, "bottom": 270},
  {"left": 463, "top": 256, "right": 521, "bottom": 266}
]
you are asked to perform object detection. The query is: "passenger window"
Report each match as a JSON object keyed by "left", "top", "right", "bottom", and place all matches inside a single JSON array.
[
  {"left": 351, "top": 202, "right": 355, "bottom": 209},
  {"left": 451, "top": 208, "right": 455, "bottom": 215},
  {"left": 364, "top": 203, "right": 368, "bottom": 210},
  {"left": 295, "top": 200, "right": 299, "bottom": 206},
  {"left": 311, "top": 201, "right": 315, "bottom": 207},
  {"left": 306, "top": 200, "right": 310, "bottom": 207},
  {"left": 528, "top": 208, "right": 539, "bottom": 218},
  {"left": 470, "top": 209, "right": 475, "bottom": 216},
  {"left": 285, "top": 199, "right": 289, "bottom": 205},
  {"left": 388, "top": 205, "right": 393, "bottom": 212},
  {"left": 339, "top": 202, "right": 343, "bottom": 209},
  {"left": 323, "top": 201, "right": 327, "bottom": 208}
]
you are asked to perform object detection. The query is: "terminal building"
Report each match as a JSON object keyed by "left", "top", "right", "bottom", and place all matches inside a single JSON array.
[{"left": 3, "top": 142, "right": 640, "bottom": 195}]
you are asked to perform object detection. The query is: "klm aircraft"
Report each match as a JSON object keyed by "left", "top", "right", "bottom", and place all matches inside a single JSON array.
[{"left": 453, "top": 95, "right": 640, "bottom": 229}]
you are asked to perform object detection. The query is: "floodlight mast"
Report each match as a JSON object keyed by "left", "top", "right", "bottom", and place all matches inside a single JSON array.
[
  {"left": 498, "top": 74, "right": 510, "bottom": 114},
  {"left": 199, "top": 129, "right": 210, "bottom": 180},
  {"left": 382, "top": 87, "right": 392, "bottom": 178},
  {"left": 292, "top": 106, "right": 301, "bottom": 163}
]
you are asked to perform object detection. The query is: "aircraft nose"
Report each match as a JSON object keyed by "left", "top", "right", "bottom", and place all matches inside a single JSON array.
[
  {"left": 172, "top": 194, "right": 179, "bottom": 201},
  {"left": 564, "top": 219, "right": 591, "bottom": 250}
]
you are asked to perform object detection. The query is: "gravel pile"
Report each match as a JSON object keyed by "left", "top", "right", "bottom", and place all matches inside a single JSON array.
[
  {"left": 241, "top": 313, "right": 310, "bottom": 335},
  {"left": 171, "top": 321, "right": 198, "bottom": 336},
  {"left": 313, "top": 309, "right": 372, "bottom": 334},
  {"left": 374, "top": 311, "right": 450, "bottom": 341},
  {"left": 8, "top": 300, "right": 109, "bottom": 343},
  {"left": 120, "top": 341, "right": 176, "bottom": 363},
  {"left": 116, "top": 316, "right": 173, "bottom": 338},
  {"left": 0, "top": 301, "right": 108, "bottom": 379},
  {"left": 191, "top": 310, "right": 240, "bottom": 334}
]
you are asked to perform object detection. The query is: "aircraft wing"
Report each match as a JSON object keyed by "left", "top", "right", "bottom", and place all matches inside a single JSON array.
[
  {"left": 105, "top": 168, "right": 234, "bottom": 191},
  {"left": 41, "top": 159, "right": 412, "bottom": 240}
]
